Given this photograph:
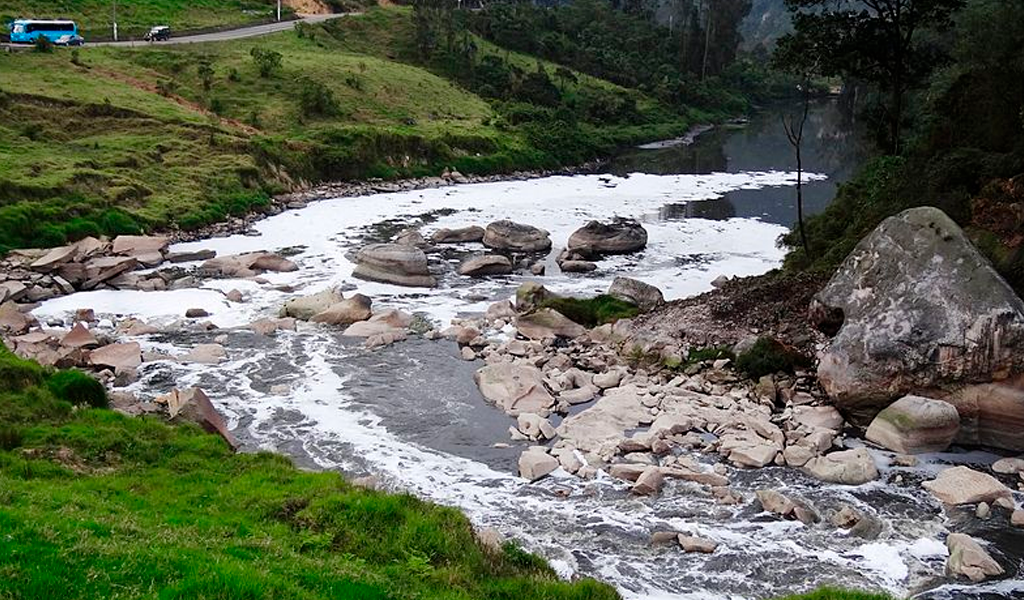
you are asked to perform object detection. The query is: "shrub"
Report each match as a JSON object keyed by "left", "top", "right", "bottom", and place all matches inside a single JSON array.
[
  {"left": 0, "top": 346, "right": 45, "bottom": 392},
  {"left": 735, "top": 337, "right": 812, "bottom": 379},
  {"left": 33, "top": 36, "right": 53, "bottom": 53},
  {"left": 297, "top": 76, "right": 339, "bottom": 116},
  {"left": 197, "top": 60, "right": 215, "bottom": 91},
  {"left": 46, "top": 370, "right": 108, "bottom": 409},
  {"left": 0, "top": 425, "right": 23, "bottom": 450},
  {"left": 540, "top": 295, "right": 639, "bottom": 327},
  {"left": 250, "top": 47, "right": 283, "bottom": 78}
]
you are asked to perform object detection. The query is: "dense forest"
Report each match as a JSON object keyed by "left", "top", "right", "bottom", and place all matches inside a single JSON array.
[{"left": 775, "top": 0, "right": 1024, "bottom": 295}]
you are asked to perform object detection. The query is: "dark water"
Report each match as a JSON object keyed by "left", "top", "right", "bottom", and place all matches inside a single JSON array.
[{"left": 606, "top": 98, "right": 871, "bottom": 227}]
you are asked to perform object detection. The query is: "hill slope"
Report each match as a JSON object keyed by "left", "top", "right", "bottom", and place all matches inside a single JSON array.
[{"left": 0, "top": 6, "right": 699, "bottom": 252}]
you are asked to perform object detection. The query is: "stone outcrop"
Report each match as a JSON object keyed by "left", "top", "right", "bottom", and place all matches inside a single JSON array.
[
  {"left": 310, "top": 295, "right": 373, "bottom": 326},
  {"left": 159, "top": 387, "right": 238, "bottom": 449},
  {"left": 515, "top": 309, "right": 586, "bottom": 340},
  {"left": 922, "top": 466, "right": 1012, "bottom": 505},
  {"left": 474, "top": 363, "right": 556, "bottom": 416},
  {"left": 457, "top": 255, "right": 513, "bottom": 277},
  {"left": 482, "top": 220, "right": 552, "bottom": 253},
  {"left": 937, "top": 375, "right": 1024, "bottom": 451},
  {"left": 947, "top": 533, "right": 1004, "bottom": 582},
  {"left": 811, "top": 207, "right": 1024, "bottom": 422},
  {"left": 431, "top": 226, "right": 485, "bottom": 243},
  {"left": 865, "top": 395, "right": 960, "bottom": 454},
  {"left": 607, "top": 277, "right": 664, "bottom": 311},
  {"left": 519, "top": 447, "right": 559, "bottom": 481},
  {"left": 352, "top": 244, "right": 436, "bottom": 287},
  {"left": 199, "top": 252, "right": 297, "bottom": 278},
  {"left": 281, "top": 288, "right": 345, "bottom": 320},
  {"left": 567, "top": 219, "right": 648, "bottom": 255},
  {"left": 802, "top": 448, "right": 878, "bottom": 485}
]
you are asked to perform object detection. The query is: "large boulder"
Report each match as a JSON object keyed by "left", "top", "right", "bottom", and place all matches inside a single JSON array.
[
  {"left": 431, "top": 226, "right": 485, "bottom": 244},
  {"left": 161, "top": 387, "right": 238, "bottom": 449},
  {"left": 946, "top": 533, "right": 1004, "bottom": 582},
  {"left": 281, "top": 289, "right": 345, "bottom": 320},
  {"left": 801, "top": 448, "right": 878, "bottom": 485},
  {"left": 865, "top": 395, "right": 960, "bottom": 454},
  {"left": 811, "top": 207, "right": 1024, "bottom": 422},
  {"left": 922, "top": 466, "right": 1011, "bottom": 505},
  {"left": 937, "top": 376, "right": 1024, "bottom": 451},
  {"left": 519, "top": 447, "right": 559, "bottom": 481},
  {"left": 516, "top": 308, "right": 586, "bottom": 340},
  {"left": 474, "top": 363, "right": 556, "bottom": 416},
  {"left": 88, "top": 342, "right": 142, "bottom": 371},
  {"left": 567, "top": 219, "right": 648, "bottom": 255},
  {"left": 482, "top": 220, "right": 552, "bottom": 253},
  {"left": 457, "top": 255, "right": 513, "bottom": 277},
  {"left": 607, "top": 277, "right": 664, "bottom": 311},
  {"left": 311, "top": 294, "right": 373, "bottom": 326},
  {"left": 515, "top": 282, "right": 553, "bottom": 313},
  {"left": 352, "top": 244, "right": 436, "bottom": 288}
]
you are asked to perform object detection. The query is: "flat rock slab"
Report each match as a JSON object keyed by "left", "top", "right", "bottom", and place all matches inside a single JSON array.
[
  {"left": 432, "top": 226, "right": 485, "bottom": 243},
  {"left": 922, "top": 466, "right": 1011, "bottom": 505},
  {"left": 458, "top": 254, "right": 513, "bottom": 277},
  {"left": 516, "top": 308, "right": 586, "bottom": 340},
  {"left": 352, "top": 243, "right": 436, "bottom": 288},
  {"left": 483, "top": 220, "right": 552, "bottom": 253},
  {"left": 474, "top": 362, "right": 555, "bottom": 416},
  {"left": 802, "top": 448, "right": 878, "bottom": 485},
  {"left": 88, "top": 342, "right": 142, "bottom": 370},
  {"left": 112, "top": 235, "right": 169, "bottom": 256}
]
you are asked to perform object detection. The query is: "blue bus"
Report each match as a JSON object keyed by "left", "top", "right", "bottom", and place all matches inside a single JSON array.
[{"left": 8, "top": 19, "right": 79, "bottom": 44}]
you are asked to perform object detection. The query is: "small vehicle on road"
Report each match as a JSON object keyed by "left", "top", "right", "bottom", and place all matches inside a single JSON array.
[
  {"left": 54, "top": 33, "right": 85, "bottom": 46},
  {"left": 143, "top": 25, "right": 171, "bottom": 42}
]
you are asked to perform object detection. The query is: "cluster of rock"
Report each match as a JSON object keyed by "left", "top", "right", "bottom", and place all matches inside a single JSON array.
[
  {"left": 0, "top": 234, "right": 302, "bottom": 306},
  {"left": 278, "top": 286, "right": 415, "bottom": 349},
  {"left": 348, "top": 218, "right": 651, "bottom": 287},
  {"left": 557, "top": 219, "right": 648, "bottom": 273}
]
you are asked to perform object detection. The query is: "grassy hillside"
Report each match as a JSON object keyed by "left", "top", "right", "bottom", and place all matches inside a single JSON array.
[
  {"left": 0, "top": 6, "right": 699, "bottom": 252},
  {"left": 1, "top": 0, "right": 298, "bottom": 40}
]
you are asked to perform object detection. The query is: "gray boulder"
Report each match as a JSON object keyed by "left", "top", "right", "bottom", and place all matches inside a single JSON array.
[
  {"left": 352, "top": 243, "right": 436, "bottom": 288},
  {"left": 281, "top": 288, "right": 344, "bottom": 320},
  {"left": 607, "top": 276, "right": 664, "bottom": 311},
  {"left": 801, "top": 448, "right": 878, "bottom": 485},
  {"left": 431, "top": 226, "right": 485, "bottom": 243},
  {"left": 311, "top": 294, "right": 373, "bottom": 326},
  {"left": 483, "top": 220, "right": 552, "bottom": 253},
  {"left": 947, "top": 533, "right": 1005, "bottom": 582},
  {"left": 865, "top": 395, "right": 960, "bottom": 454},
  {"left": 567, "top": 219, "right": 648, "bottom": 255},
  {"left": 811, "top": 207, "right": 1024, "bottom": 422},
  {"left": 457, "top": 254, "right": 513, "bottom": 277},
  {"left": 516, "top": 308, "right": 586, "bottom": 340}
]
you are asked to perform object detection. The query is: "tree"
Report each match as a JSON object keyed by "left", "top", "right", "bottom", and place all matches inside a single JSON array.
[
  {"left": 774, "top": 0, "right": 964, "bottom": 153},
  {"left": 782, "top": 82, "right": 810, "bottom": 258},
  {"left": 197, "top": 59, "right": 215, "bottom": 92},
  {"left": 250, "top": 47, "right": 283, "bottom": 78}
]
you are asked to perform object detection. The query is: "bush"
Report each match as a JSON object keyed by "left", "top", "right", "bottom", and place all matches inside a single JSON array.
[
  {"left": 33, "top": 36, "right": 53, "bottom": 53},
  {"left": 297, "top": 76, "right": 339, "bottom": 116},
  {"left": 250, "top": 47, "right": 283, "bottom": 78},
  {"left": 0, "top": 346, "right": 45, "bottom": 392},
  {"left": 736, "top": 337, "right": 812, "bottom": 379},
  {"left": 540, "top": 295, "right": 639, "bottom": 327},
  {"left": 46, "top": 370, "right": 109, "bottom": 409}
]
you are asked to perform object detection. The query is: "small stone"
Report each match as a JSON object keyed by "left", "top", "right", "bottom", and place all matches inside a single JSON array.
[
  {"left": 632, "top": 467, "right": 664, "bottom": 495},
  {"left": 677, "top": 535, "right": 718, "bottom": 554},
  {"left": 461, "top": 346, "right": 477, "bottom": 361},
  {"left": 1012, "top": 510, "right": 1024, "bottom": 527},
  {"left": 185, "top": 308, "right": 210, "bottom": 318},
  {"left": 976, "top": 502, "right": 991, "bottom": 519}
]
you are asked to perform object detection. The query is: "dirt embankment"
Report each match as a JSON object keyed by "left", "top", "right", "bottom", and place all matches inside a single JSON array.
[{"left": 628, "top": 271, "right": 830, "bottom": 356}]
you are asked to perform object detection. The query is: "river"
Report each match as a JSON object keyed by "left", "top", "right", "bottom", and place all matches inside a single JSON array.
[{"left": 33, "top": 100, "right": 1023, "bottom": 600}]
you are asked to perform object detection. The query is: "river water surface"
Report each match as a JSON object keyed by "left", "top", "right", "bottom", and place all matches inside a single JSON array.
[{"left": 34, "top": 101, "right": 1024, "bottom": 599}]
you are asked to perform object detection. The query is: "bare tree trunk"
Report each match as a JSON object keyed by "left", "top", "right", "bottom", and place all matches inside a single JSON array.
[
  {"left": 783, "top": 84, "right": 812, "bottom": 258},
  {"left": 701, "top": 0, "right": 712, "bottom": 81}
]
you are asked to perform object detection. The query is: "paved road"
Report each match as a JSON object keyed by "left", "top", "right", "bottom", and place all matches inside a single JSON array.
[{"left": 3, "top": 14, "right": 346, "bottom": 49}]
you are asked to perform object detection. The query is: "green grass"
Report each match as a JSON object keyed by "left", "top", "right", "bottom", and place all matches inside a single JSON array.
[
  {"left": 1, "top": 0, "right": 296, "bottom": 40},
  {"left": 540, "top": 295, "right": 639, "bottom": 328},
  {"left": 773, "top": 589, "right": 893, "bottom": 600},
  {"left": 735, "top": 337, "right": 813, "bottom": 380},
  {"left": 0, "top": 343, "right": 620, "bottom": 600}
]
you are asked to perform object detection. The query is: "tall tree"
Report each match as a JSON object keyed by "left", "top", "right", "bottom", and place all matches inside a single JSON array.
[{"left": 774, "top": 0, "right": 964, "bottom": 153}]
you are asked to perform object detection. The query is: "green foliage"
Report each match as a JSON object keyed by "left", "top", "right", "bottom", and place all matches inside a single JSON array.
[
  {"left": 686, "top": 346, "right": 735, "bottom": 365},
  {"left": 540, "top": 295, "right": 639, "bottom": 327},
  {"left": 736, "top": 337, "right": 812, "bottom": 379},
  {"left": 46, "top": 370, "right": 109, "bottom": 409},
  {"left": 32, "top": 35, "right": 53, "bottom": 53},
  {"left": 249, "top": 47, "right": 283, "bottom": 78},
  {"left": 197, "top": 59, "right": 215, "bottom": 91},
  {"left": 0, "top": 345, "right": 45, "bottom": 392},
  {"left": 297, "top": 76, "right": 339, "bottom": 117}
]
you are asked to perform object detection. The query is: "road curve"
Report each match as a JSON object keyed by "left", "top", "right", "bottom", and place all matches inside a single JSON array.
[{"left": 4, "top": 14, "right": 347, "bottom": 49}]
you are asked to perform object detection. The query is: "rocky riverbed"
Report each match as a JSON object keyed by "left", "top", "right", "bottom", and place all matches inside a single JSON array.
[{"left": 5, "top": 148, "right": 1024, "bottom": 597}]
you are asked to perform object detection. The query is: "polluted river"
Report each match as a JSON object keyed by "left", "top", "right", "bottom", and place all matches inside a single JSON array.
[{"left": 31, "top": 101, "right": 1024, "bottom": 599}]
